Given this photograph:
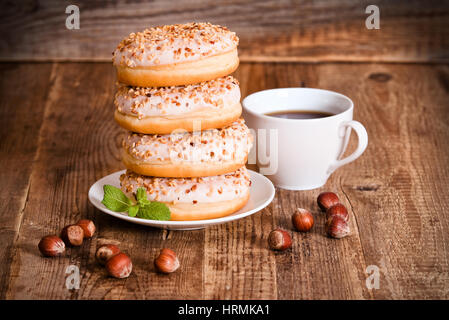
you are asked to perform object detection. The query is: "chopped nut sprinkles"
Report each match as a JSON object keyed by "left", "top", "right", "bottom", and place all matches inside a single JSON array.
[
  {"left": 112, "top": 22, "right": 239, "bottom": 67},
  {"left": 120, "top": 167, "right": 250, "bottom": 204},
  {"left": 123, "top": 119, "right": 253, "bottom": 163},
  {"left": 115, "top": 76, "right": 240, "bottom": 119}
]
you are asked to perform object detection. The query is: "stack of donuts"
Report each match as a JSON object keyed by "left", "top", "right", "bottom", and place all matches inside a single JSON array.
[{"left": 112, "top": 22, "right": 253, "bottom": 221}]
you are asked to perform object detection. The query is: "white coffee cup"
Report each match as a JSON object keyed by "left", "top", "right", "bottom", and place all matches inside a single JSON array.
[{"left": 242, "top": 88, "right": 368, "bottom": 190}]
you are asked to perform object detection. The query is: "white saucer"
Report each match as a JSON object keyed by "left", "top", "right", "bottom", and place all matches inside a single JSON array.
[{"left": 88, "top": 169, "right": 275, "bottom": 230}]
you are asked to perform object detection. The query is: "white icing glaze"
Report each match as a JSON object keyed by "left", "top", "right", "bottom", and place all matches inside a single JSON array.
[
  {"left": 115, "top": 76, "right": 240, "bottom": 119},
  {"left": 112, "top": 22, "right": 239, "bottom": 67},
  {"left": 123, "top": 119, "right": 252, "bottom": 163},
  {"left": 120, "top": 167, "right": 250, "bottom": 204}
]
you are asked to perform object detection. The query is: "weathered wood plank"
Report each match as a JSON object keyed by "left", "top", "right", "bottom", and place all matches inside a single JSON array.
[
  {"left": 265, "top": 62, "right": 449, "bottom": 299},
  {"left": 0, "top": 63, "right": 54, "bottom": 299},
  {"left": 202, "top": 65, "right": 276, "bottom": 299},
  {"left": 1, "top": 62, "right": 449, "bottom": 299},
  {"left": 332, "top": 63, "right": 449, "bottom": 299},
  {"left": 0, "top": 0, "right": 448, "bottom": 62},
  {"left": 2, "top": 63, "right": 205, "bottom": 299},
  {"left": 237, "top": 63, "right": 372, "bottom": 299},
  {"left": 205, "top": 62, "right": 449, "bottom": 299}
]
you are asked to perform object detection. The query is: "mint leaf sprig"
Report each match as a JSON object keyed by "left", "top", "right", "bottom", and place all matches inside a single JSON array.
[{"left": 101, "top": 185, "right": 170, "bottom": 221}]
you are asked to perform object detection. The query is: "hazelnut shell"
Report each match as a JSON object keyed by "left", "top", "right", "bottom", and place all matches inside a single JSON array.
[
  {"left": 76, "top": 219, "right": 96, "bottom": 238},
  {"left": 38, "top": 235, "right": 66, "bottom": 257},
  {"left": 154, "top": 248, "right": 180, "bottom": 274},
  {"left": 317, "top": 192, "right": 340, "bottom": 211},
  {"left": 326, "top": 204, "right": 349, "bottom": 222},
  {"left": 60, "top": 225, "right": 84, "bottom": 246},
  {"left": 326, "top": 216, "right": 350, "bottom": 239},
  {"left": 106, "top": 252, "right": 133, "bottom": 278},
  {"left": 292, "top": 208, "right": 314, "bottom": 232},
  {"left": 96, "top": 244, "right": 121, "bottom": 265},
  {"left": 268, "top": 229, "right": 292, "bottom": 251}
]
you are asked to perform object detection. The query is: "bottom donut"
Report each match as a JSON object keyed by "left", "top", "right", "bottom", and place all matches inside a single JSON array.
[{"left": 120, "top": 167, "right": 250, "bottom": 221}]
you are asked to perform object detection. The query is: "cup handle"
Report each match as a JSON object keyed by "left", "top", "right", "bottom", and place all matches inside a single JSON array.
[{"left": 327, "top": 120, "right": 368, "bottom": 174}]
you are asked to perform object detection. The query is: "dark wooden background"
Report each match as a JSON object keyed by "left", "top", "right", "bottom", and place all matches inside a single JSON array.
[
  {"left": 1, "top": 0, "right": 449, "bottom": 300},
  {"left": 1, "top": 0, "right": 449, "bottom": 62}
]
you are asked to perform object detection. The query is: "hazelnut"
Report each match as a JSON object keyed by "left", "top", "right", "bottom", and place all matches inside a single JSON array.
[
  {"left": 268, "top": 229, "right": 292, "bottom": 251},
  {"left": 96, "top": 244, "right": 121, "bottom": 265},
  {"left": 317, "top": 192, "right": 340, "bottom": 211},
  {"left": 60, "top": 225, "right": 84, "bottom": 246},
  {"left": 326, "top": 203, "right": 349, "bottom": 222},
  {"left": 38, "top": 235, "right": 65, "bottom": 257},
  {"left": 76, "top": 219, "right": 96, "bottom": 238},
  {"left": 154, "top": 248, "right": 180, "bottom": 274},
  {"left": 326, "top": 216, "right": 350, "bottom": 239},
  {"left": 292, "top": 208, "right": 314, "bottom": 232},
  {"left": 106, "top": 252, "right": 133, "bottom": 278}
]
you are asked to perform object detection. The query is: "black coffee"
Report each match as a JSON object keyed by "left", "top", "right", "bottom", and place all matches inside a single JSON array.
[{"left": 265, "top": 110, "right": 334, "bottom": 119}]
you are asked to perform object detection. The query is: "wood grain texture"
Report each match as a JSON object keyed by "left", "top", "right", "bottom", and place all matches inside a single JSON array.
[
  {"left": 336, "top": 63, "right": 449, "bottom": 299},
  {"left": 0, "top": 62, "right": 448, "bottom": 299},
  {"left": 0, "top": 63, "right": 53, "bottom": 299},
  {"left": 0, "top": 0, "right": 448, "bottom": 62},
  {"left": 0, "top": 63, "right": 205, "bottom": 299},
  {"left": 305, "top": 62, "right": 449, "bottom": 299},
  {"left": 240, "top": 63, "right": 372, "bottom": 299}
]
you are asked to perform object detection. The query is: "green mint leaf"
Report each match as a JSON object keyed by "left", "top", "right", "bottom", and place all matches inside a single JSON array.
[
  {"left": 137, "top": 202, "right": 171, "bottom": 221},
  {"left": 101, "top": 185, "right": 132, "bottom": 212},
  {"left": 136, "top": 187, "right": 147, "bottom": 203},
  {"left": 139, "top": 198, "right": 151, "bottom": 206},
  {"left": 128, "top": 205, "right": 139, "bottom": 217}
]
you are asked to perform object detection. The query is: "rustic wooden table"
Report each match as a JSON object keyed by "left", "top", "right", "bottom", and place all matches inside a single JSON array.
[{"left": 0, "top": 61, "right": 448, "bottom": 299}]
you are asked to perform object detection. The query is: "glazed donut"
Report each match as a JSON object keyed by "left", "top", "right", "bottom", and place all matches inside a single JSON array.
[
  {"left": 112, "top": 22, "right": 239, "bottom": 87},
  {"left": 122, "top": 119, "right": 253, "bottom": 178},
  {"left": 120, "top": 167, "right": 250, "bottom": 221},
  {"left": 114, "top": 76, "right": 241, "bottom": 134}
]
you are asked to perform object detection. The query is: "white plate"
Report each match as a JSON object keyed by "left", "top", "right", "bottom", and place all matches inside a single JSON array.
[{"left": 88, "top": 169, "right": 275, "bottom": 230}]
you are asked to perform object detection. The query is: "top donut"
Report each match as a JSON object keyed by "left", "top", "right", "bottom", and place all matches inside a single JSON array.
[{"left": 113, "top": 22, "right": 240, "bottom": 87}]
